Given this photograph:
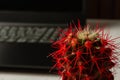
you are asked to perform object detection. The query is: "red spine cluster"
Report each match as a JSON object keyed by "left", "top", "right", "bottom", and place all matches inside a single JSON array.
[{"left": 49, "top": 21, "right": 119, "bottom": 80}]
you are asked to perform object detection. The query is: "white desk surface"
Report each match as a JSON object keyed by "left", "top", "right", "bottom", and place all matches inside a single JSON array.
[
  {"left": 0, "top": 19, "right": 120, "bottom": 80},
  {"left": 0, "top": 72, "right": 60, "bottom": 80}
]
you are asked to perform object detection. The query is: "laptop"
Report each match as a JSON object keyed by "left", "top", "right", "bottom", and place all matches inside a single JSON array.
[{"left": 0, "top": 0, "right": 86, "bottom": 73}]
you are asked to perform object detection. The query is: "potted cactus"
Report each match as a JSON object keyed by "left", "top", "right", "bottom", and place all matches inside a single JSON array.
[{"left": 49, "top": 20, "right": 119, "bottom": 80}]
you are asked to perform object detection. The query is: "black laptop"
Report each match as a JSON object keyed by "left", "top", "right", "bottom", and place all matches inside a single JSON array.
[{"left": 0, "top": 0, "right": 86, "bottom": 73}]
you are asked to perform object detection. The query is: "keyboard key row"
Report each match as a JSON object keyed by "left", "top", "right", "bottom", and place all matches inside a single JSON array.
[{"left": 0, "top": 25, "right": 65, "bottom": 43}]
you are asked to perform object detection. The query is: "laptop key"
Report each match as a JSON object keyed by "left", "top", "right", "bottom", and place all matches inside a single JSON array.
[
  {"left": 34, "top": 27, "right": 48, "bottom": 42},
  {"left": 0, "top": 26, "right": 9, "bottom": 41},
  {"left": 49, "top": 28, "right": 60, "bottom": 41},
  {"left": 6, "top": 26, "right": 18, "bottom": 42},
  {"left": 40, "top": 28, "right": 55, "bottom": 42}
]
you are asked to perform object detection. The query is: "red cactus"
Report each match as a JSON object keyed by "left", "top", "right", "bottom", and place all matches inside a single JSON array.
[{"left": 49, "top": 21, "right": 119, "bottom": 80}]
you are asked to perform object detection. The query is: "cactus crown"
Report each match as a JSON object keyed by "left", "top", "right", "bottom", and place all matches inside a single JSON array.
[{"left": 49, "top": 21, "right": 119, "bottom": 80}]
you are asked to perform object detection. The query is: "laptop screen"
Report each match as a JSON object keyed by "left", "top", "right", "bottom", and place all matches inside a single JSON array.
[
  {"left": 0, "top": 0, "right": 85, "bottom": 24},
  {"left": 0, "top": 0, "right": 82, "bottom": 12}
]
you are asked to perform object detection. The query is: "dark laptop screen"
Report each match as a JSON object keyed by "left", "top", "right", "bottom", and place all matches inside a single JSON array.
[
  {"left": 0, "top": 0, "right": 82, "bottom": 12},
  {"left": 0, "top": 0, "right": 85, "bottom": 24}
]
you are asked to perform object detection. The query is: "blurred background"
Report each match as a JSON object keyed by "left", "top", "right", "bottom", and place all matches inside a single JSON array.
[{"left": 86, "top": 0, "right": 120, "bottom": 19}]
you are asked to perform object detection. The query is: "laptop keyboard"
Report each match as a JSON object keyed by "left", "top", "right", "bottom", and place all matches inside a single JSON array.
[{"left": 0, "top": 24, "right": 65, "bottom": 43}]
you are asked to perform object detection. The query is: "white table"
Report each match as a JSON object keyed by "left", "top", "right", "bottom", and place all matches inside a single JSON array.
[{"left": 0, "top": 72, "right": 60, "bottom": 80}]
